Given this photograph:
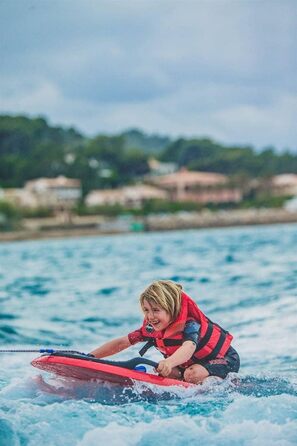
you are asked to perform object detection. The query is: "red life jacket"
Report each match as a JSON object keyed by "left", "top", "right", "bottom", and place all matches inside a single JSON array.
[{"left": 140, "top": 292, "right": 233, "bottom": 364}]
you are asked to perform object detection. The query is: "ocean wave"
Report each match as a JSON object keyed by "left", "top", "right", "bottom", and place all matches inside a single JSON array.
[{"left": 0, "top": 224, "right": 296, "bottom": 445}]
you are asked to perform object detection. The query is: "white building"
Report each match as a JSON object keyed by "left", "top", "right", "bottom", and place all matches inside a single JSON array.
[
  {"left": 271, "top": 174, "right": 297, "bottom": 196},
  {"left": 0, "top": 188, "right": 39, "bottom": 208},
  {"left": 25, "top": 176, "right": 81, "bottom": 208},
  {"left": 148, "top": 158, "right": 178, "bottom": 176},
  {"left": 86, "top": 185, "right": 168, "bottom": 208},
  {"left": 284, "top": 196, "right": 297, "bottom": 212}
]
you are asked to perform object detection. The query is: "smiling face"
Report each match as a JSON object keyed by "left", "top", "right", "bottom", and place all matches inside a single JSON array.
[{"left": 142, "top": 299, "right": 171, "bottom": 332}]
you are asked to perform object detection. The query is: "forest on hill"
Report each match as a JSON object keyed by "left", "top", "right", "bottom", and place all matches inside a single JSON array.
[{"left": 1, "top": 115, "right": 297, "bottom": 196}]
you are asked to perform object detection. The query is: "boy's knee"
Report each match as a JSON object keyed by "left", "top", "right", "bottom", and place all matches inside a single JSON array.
[{"left": 183, "top": 365, "right": 209, "bottom": 384}]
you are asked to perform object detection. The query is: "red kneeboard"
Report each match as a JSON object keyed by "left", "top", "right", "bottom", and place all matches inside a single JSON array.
[{"left": 31, "top": 354, "right": 192, "bottom": 388}]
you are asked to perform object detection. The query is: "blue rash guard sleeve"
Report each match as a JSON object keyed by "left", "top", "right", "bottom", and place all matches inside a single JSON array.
[{"left": 182, "top": 320, "right": 200, "bottom": 345}]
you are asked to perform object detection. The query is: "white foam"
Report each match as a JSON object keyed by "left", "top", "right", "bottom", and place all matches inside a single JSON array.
[{"left": 78, "top": 407, "right": 297, "bottom": 446}]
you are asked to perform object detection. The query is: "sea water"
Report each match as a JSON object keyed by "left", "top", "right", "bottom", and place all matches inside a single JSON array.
[{"left": 0, "top": 224, "right": 296, "bottom": 446}]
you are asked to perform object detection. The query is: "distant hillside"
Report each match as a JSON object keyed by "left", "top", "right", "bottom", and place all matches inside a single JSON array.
[
  {"left": 161, "top": 138, "right": 297, "bottom": 177},
  {"left": 121, "top": 128, "right": 171, "bottom": 154},
  {"left": 1, "top": 114, "right": 297, "bottom": 194},
  {"left": 0, "top": 115, "right": 149, "bottom": 192},
  {"left": 0, "top": 115, "right": 84, "bottom": 155},
  {"left": 0, "top": 115, "right": 86, "bottom": 187}
]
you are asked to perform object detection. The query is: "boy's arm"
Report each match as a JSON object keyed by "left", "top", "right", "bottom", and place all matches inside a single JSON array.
[
  {"left": 157, "top": 341, "right": 196, "bottom": 375},
  {"left": 90, "top": 335, "right": 131, "bottom": 358}
]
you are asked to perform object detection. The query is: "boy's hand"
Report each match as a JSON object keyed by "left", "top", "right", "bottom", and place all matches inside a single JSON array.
[{"left": 157, "top": 359, "right": 173, "bottom": 377}]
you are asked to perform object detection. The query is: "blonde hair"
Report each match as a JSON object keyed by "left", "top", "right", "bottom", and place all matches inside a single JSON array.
[{"left": 140, "top": 280, "right": 183, "bottom": 320}]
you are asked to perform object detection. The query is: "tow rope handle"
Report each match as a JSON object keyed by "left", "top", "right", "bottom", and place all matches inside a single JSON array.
[{"left": 0, "top": 349, "right": 90, "bottom": 355}]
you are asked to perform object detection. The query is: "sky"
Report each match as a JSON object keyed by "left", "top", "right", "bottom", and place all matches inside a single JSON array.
[{"left": 0, "top": 0, "right": 296, "bottom": 151}]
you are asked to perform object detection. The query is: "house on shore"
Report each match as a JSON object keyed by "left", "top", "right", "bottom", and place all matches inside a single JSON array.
[
  {"left": 271, "top": 174, "right": 297, "bottom": 196},
  {"left": 86, "top": 184, "right": 168, "bottom": 208},
  {"left": 148, "top": 158, "right": 178, "bottom": 176},
  {"left": 1, "top": 176, "right": 81, "bottom": 224},
  {"left": 24, "top": 176, "right": 81, "bottom": 209},
  {"left": 0, "top": 188, "right": 39, "bottom": 208},
  {"left": 150, "top": 168, "right": 242, "bottom": 204}
]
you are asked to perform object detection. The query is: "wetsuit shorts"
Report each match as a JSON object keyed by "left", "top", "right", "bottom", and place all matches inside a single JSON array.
[{"left": 188, "top": 346, "right": 240, "bottom": 379}]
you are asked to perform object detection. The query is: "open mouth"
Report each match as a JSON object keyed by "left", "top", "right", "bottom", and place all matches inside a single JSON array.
[{"left": 151, "top": 321, "right": 161, "bottom": 328}]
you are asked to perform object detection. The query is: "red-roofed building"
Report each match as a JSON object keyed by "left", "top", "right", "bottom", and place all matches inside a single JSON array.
[{"left": 152, "top": 169, "right": 242, "bottom": 203}]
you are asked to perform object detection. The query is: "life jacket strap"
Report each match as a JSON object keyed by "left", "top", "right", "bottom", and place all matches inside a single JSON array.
[
  {"left": 195, "top": 320, "right": 214, "bottom": 351},
  {"left": 139, "top": 339, "right": 155, "bottom": 357},
  {"left": 163, "top": 339, "right": 183, "bottom": 346}
]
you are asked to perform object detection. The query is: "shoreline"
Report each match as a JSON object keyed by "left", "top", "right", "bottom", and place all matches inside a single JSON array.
[{"left": 1, "top": 208, "right": 297, "bottom": 242}]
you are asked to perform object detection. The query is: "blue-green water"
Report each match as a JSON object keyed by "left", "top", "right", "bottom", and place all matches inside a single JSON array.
[{"left": 0, "top": 224, "right": 296, "bottom": 446}]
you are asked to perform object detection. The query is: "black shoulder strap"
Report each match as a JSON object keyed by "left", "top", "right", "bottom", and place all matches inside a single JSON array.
[{"left": 139, "top": 339, "right": 155, "bottom": 356}]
